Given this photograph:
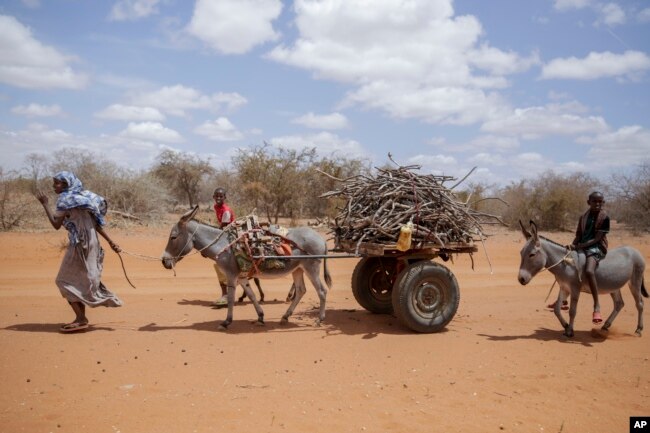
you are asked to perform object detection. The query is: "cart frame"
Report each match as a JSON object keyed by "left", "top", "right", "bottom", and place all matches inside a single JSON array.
[{"left": 253, "top": 239, "right": 477, "bottom": 333}]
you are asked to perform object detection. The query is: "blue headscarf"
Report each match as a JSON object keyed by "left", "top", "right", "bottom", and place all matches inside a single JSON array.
[{"left": 54, "top": 171, "right": 107, "bottom": 226}]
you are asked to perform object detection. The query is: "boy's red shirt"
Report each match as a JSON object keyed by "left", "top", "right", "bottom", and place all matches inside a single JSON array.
[{"left": 214, "top": 203, "right": 234, "bottom": 227}]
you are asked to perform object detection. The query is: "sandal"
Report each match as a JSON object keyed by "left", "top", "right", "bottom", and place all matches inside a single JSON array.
[
  {"left": 592, "top": 311, "right": 603, "bottom": 324},
  {"left": 60, "top": 322, "right": 89, "bottom": 333},
  {"left": 211, "top": 295, "right": 228, "bottom": 308}
]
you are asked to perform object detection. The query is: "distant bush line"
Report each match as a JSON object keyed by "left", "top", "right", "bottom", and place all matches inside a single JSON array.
[{"left": 1, "top": 146, "right": 648, "bottom": 233}]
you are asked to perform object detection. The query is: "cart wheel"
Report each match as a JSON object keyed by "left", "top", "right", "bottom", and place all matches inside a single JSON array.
[
  {"left": 391, "top": 261, "right": 460, "bottom": 333},
  {"left": 351, "top": 257, "right": 403, "bottom": 314}
]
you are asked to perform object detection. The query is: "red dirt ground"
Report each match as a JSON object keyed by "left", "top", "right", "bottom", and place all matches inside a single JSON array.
[{"left": 0, "top": 222, "right": 648, "bottom": 433}]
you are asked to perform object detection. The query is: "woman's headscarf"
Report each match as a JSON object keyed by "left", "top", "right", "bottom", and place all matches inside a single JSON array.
[{"left": 54, "top": 171, "right": 108, "bottom": 226}]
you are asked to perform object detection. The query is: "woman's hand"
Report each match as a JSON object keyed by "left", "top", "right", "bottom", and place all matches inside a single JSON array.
[
  {"left": 108, "top": 241, "right": 121, "bottom": 253},
  {"left": 35, "top": 190, "right": 49, "bottom": 205}
]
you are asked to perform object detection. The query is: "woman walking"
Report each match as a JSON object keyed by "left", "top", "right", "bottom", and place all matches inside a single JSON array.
[{"left": 36, "top": 171, "right": 122, "bottom": 332}]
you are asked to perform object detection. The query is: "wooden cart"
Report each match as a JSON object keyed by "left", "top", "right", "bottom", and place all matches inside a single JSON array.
[{"left": 338, "top": 239, "right": 477, "bottom": 333}]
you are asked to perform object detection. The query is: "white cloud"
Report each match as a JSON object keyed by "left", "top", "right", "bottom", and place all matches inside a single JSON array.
[
  {"left": 0, "top": 124, "right": 77, "bottom": 172},
  {"left": 638, "top": 8, "right": 650, "bottom": 23},
  {"left": 12, "top": 103, "right": 63, "bottom": 117},
  {"left": 469, "top": 44, "right": 540, "bottom": 76},
  {"left": 553, "top": 0, "right": 592, "bottom": 11},
  {"left": 576, "top": 125, "right": 650, "bottom": 167},
  {"left": 109, "top": 0, "right": 161, "bottom": 21},
  {"left": 481, "top": 104, "right": 608, "bottom": 139},
  {"left": 129, "top": 85, "right": 247, "bottom": 117},
  {"left": 269, "top": 132, "right": 368, "bottom": 159},
  {"left": 0, "top": 123, "right": 194, "bottom": 173},
  {"left": 268, "top": 0, "right": 535, "bottom": 126},
  {"left": 468, "top": 152, "right": 507, "bottom": 166},
  {"left": 0, "top": 15, "right": 88, "bottom": 89},
  {"left": 27, "top": 122, "right": 71, "bottom": 140},
  {"left": 541, "top": 50, "right": 650, "bottom": 80},
  {"left": 96, "top": 73, "right": 155, "bottom": 90},
  {"left": 212, "top": 92, "right": 248, "bottom": 112},
  {"left": 554, "top": 1, "right": 627, "bottom": 27},
  {"left": 187, "top": 0, "right": 282, "bottom": 54},
  {"left": 597, "top": 3, "right": 626, "bottom": 26},
  {"left": 95, "top": 104, "right": 165, "bottom": 121},
  {"left": 406, "top": 154, "right": 458, "bottom": 177},
  {"left": 291, "top": 112, "right": 349, "bottom": 130},
  {"left": 119, "top": 122, "right": 184, "bottom": 143},
  {"left": 194, "top": 117, "right": 243, "bottom": 142},
  {"left": 443, "top": 134, "right": 520, "bottom": 153},
  {"left": 343, "top": 81, "right": 507, "bottom": 125}
]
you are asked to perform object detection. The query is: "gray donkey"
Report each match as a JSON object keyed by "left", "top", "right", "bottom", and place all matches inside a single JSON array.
[
  {"left": 518, "top": 221, "right": 647, "bottom": 337},
  {"left": 162, "top": 206, "right": 332, "bottom": 330}
]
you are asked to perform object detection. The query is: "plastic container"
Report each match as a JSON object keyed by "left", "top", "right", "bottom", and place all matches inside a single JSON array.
[{"left": 396, "top": 221, "right": 413, "bottom": 251}]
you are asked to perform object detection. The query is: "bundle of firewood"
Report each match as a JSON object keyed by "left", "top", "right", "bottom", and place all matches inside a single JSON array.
[{"left": 320, "top": 162, "right": 503, "bottom": 248}]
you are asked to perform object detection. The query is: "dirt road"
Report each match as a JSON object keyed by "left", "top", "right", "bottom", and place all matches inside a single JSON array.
[{"left": 0, "top": 223, "right": 648, "bottom": 433}]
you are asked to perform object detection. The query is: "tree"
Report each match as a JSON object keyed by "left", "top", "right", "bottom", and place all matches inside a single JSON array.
[
  {"left": 24, "top": 148, "right": 170, "bottom": 222},
  {"left": 152, "top": 150, "right": 215, "bottom": 207},
  {"left": 0, "top": 168, "right": 33, "bottom": 230},
  {"left": 23, "top": 153, "right": 49, "bottom": 193},
  {"left": 609, "top": 163, "right": 650, "bottom": 232},
  {"left": 232, "top": 144, "right": 317, "bottom": 223},
  {"left": 307, "top": 155, "right": 371, "bottom": 218},
  {"left": 499, "top": 171, "right": 599, "bottom": 231}
]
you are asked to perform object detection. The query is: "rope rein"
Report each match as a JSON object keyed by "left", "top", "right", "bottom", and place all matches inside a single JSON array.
[
  {"left": 119, "top": 222, "right": 226, "bottom": 262},
  {"left": 537, "top": 237, "right": 582, "bottom": 302},
  {"left": 114, "top": 216, "right": 306, "bottom": 284},
  {"left": 541, "top": 249, "right": 574, "bottom": 273}
]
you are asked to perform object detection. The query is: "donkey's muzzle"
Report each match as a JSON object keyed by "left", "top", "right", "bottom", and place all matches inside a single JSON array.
[
  {"left": 162, "top": 257, "right": 174, "bottom": 269},
  {"left": 518, "top": 271, "right": 530, "bottom": 286}
]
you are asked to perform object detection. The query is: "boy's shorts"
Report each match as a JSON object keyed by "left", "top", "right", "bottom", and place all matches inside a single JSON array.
[{"left": 583, "top": 246, "right": 605, "bottom": 262}]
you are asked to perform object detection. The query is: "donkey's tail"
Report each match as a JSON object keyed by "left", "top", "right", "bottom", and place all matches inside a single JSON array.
[
  {"left": 642, "top": 278, "right": 648, "bottom": 298},
  {"left": 323, "top": 258, "right": 333, "bottom": 289}
]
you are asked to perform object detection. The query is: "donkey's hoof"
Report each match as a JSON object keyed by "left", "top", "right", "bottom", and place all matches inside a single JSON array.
[
  {"left": 635, "top": 328, "right": 643, "bottom": 337},
  {"left": 218, "top": 322, "right": 229, "bottom": 331},
  {"left": 253, "top": 318, "right": 265, "bottom": 326},
  {"left": 563, "top": 329, "right": 574, "bottom": 338},
  {"left": 280, "top": 317, "right": 289, "bottom": 325}
]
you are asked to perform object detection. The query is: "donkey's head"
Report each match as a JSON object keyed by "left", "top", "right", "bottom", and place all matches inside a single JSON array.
[
  {"left": 161, "top": 205, "right": 200, "bottom": 270},
  {"left": 517, "top": 220, "right": 547, "bottom": 285}
]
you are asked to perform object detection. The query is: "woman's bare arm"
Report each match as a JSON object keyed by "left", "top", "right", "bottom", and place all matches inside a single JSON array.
[
  {"left": 96, "top": 224, "right": 121, "bottom": 253},
  {"left": 35, "top": 191, "right": 63, "bottom": 230}
]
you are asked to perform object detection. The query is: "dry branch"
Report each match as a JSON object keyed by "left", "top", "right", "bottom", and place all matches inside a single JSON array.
[{"left": 320, "top": 162, "right": 503, "bottom": 249}]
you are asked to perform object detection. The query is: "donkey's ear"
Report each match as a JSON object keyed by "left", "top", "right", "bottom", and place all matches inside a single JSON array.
[
  {"left": 529, "top": 220, "right": 541, "bottom": 245},
  {"left": 519, "top": 220, "right": 531, "bottom": 239},
  {"left": 180, "top": 205, "right": 200, "bottom": 224}
]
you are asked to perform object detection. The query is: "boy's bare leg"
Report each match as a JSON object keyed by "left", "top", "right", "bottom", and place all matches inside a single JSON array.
[{"left": 585, "top": 256, "right": 602, "bottom": 322}]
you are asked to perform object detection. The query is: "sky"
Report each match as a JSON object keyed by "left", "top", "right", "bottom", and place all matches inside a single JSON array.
[{"left": 1, "top": 0, "right": 649, "bottom": 186}]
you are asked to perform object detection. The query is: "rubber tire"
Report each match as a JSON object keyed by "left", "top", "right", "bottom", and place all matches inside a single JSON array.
[
  {"left": 391, "top": 261, "right": 460, "bottom": 333},
  {"left": 351, "top": 257, "right": 402, "bottom": 314}
]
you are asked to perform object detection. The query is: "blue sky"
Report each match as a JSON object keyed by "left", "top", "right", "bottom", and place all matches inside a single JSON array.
[{"left": 1, "top": 0, "right": 649, "bottom": 186}]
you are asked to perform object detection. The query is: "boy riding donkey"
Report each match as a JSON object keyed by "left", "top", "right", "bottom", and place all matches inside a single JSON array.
[{"left": 568, "top": 191, "right": 610, "bottom": 324}]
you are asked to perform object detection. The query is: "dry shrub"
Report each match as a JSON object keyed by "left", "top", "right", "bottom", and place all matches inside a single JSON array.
[
  {"left": 499, "top": 171, "right": 600, "bottom": 231},
  {"left": 608, "top": 163, "right": 650, "bottom": 233}
]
